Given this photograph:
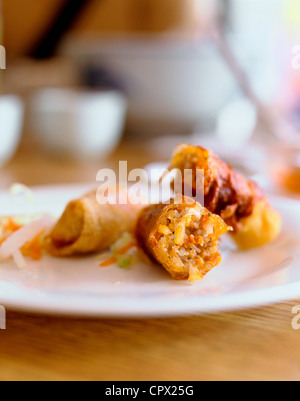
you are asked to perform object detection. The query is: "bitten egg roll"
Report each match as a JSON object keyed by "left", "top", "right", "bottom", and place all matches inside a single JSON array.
[
  {"left": 135, "top": 195, "right": 229, "bottom": 282},
  {"left": 168, "top": 144, "right": 281, "bottom": 250},
  {"left": 47, "top": 190, "right": 141, "bottom": 256}
]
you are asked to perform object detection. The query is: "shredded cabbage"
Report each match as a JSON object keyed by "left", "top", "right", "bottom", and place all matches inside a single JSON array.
[{"left": 9, "top": 183, "right": 35, "bottom": 204}]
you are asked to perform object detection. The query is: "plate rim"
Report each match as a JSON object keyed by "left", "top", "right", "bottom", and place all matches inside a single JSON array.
[{"left": 0, "top": 281, "right": 299, "bottom": 318}]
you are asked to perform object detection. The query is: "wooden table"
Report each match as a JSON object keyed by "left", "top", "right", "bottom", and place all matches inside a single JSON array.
[{"left": 0, "top": 136, "right": 300, "bottom": 381}]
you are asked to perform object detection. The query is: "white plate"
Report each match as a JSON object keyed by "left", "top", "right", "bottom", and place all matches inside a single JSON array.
[{"left": 0, "top": 184, "right": 299, "bottom": 318}]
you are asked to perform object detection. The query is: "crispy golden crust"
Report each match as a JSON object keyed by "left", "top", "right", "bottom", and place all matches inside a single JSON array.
[
  {"left": 135, "top": 196, "right": 229, "bottom": 281},
  {"left": 170, "top": 144, "right": 264, "bottom": 231},
  {"left": 46, "top": 190, "right": 141, "bottom": 256},
  {"left": 169, "top": 144, "right": 281, "bottom": 248},
  {"left": 232, "top": 200, "right": 282, "bottom": 250}
]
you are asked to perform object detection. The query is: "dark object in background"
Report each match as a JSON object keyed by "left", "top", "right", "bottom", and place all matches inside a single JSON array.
[
  {"left": 81, "top": 64, "right": 128, "bottom": 93},
  {"left": 30, "top": 0, "right": 94, "bottom": 59}
]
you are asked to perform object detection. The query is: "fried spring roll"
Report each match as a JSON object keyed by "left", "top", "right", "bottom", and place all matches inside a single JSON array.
[
  {"left": 136, "top": 195, "right": 229, "bottom": 281},
  {"left": 47, "top": 190, "right": 141, "bottom": 256},
  {"left": 168, "top": 144, "right": 281, "bottom": 250}
]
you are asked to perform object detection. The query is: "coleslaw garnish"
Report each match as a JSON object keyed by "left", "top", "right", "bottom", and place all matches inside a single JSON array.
[
  {"left": 9, "top": 184, "right": 35, "bottom": 204},
  {"left": 12, "top": 250, "right": 27, "bottom": 270},
  {"left": 99, "top": 232, "right": 139, "bottom": 269},
  {"left": 100, "top": 256, "right": 118, "bottom": 268},
  {"left": 0, "top": 216, "right": 55, "bottom": 269}
]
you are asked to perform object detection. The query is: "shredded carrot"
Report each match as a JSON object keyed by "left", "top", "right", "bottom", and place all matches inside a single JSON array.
[
  {"left": 100, "top": 256, "right": 117, "bottom": 267},
  {"left": 118, "top": 242, "right": 137, "bottom": 255},
  {"left": 0, "top": 236, "right": 8, "bottom": 246},
  {"left": 0, "top": 218, "right": 23, "bottom": 246},
  {"left": 21, "top": 231, "right": 45, "bottom": 261},
  {"left": 6, "top": 218, "right": 22, "bottom": 233}
]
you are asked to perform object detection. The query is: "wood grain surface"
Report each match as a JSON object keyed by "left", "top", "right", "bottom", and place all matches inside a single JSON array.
[
  {"left": 0, "top": 303, "right": 300, "bottom": 381},
  {"left": 0, "top": 134, "right": 300, "bottom": 381}
]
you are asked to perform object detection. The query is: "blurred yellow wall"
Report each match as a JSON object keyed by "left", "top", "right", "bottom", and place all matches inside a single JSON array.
[{"left": 2, "top": 0, "right": 196, "bottom": 57}]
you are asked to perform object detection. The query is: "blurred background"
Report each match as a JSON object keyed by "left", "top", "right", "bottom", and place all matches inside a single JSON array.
[{"left": 1, "top": 0, "right": 300, "bottom": 194}]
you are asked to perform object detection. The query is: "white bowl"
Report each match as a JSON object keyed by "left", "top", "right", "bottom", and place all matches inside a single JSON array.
[
  {"left": 30, "top": 89, "right": 127, "bottom": 158},
  {"left": 65, "top": 37, "right": 234, "bottom": 134},
  {"left": 64, "top": 35, "right": 279, "bottom": 135},
  {"left": 0, "top": 95, "right": 24, "bottom": 167}
]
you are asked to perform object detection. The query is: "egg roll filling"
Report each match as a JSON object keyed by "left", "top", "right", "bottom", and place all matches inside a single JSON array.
[
  {"left": 156, "top": 207, "right": 223, "bottom": 280},
  {"left": 136, "top": 196, "right": 229, "bottom": 281}
]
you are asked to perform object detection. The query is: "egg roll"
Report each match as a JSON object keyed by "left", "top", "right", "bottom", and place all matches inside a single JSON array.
[
  {"left": 135, "top": 195, "right": 229, "bottom": 281},
  {"left": 47, "top": 190, "right": 141, "bottom": 256},
  {"left": 168, "top": 144, "right": 281, "bottom": 250}
]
